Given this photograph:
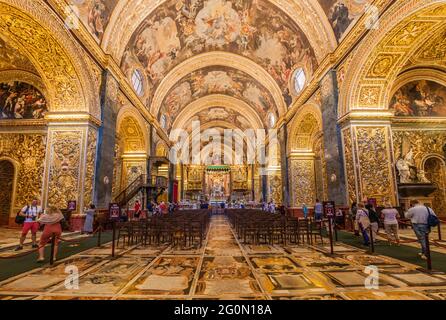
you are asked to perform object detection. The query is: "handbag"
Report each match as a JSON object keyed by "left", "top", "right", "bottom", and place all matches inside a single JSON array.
[
  {"left": 426, "top": 206, "right": 440, "bottom": 228},
  {"left": 14, "top": 206, "right": 27, "bottom": 225}
]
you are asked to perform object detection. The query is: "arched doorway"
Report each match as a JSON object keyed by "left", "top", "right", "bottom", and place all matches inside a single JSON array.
[
  {"left": 424, "top": 157, "right": 446, "bottom": 217},
  {"left": 0, "top": 160, "right": 15, "bottom": 226}
]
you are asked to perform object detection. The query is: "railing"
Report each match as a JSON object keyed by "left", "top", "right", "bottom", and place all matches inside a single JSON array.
[
  {"left": 114, "top": 174, "right": 169, "bottom": 207},
  {"left": 114, "top": 174, "right": 147, "bottom": 206}
]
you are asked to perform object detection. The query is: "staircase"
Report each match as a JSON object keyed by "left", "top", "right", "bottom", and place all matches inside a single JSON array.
[{"left": 114, "top": 174, "right": 168, "bottom": 207}]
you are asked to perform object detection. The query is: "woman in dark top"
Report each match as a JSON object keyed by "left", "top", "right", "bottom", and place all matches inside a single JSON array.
[{"left": 365, "top": 204, "right": 379, "bottom": 242}]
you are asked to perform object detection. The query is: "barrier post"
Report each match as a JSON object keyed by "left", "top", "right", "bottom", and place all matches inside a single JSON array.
[
  {"left": 97, "top": 225, "right": 102, "bottom": 247},
  {"left": 112, "top": 221, "right": 116, "bottom": 258},
  {"left": 50, "top": 233, "right": 56, "bottom": 266},
  {"left": 334, "top": 219, "right": 338, "bottom": 242},
  {"left": 328, "top": 217, "right": 334, "bottom": 255},
  {"left": 425, "top": 232, "right": 432, "bottom": 271},
  {"left": 369, "top": 226, "right": 375, "bottom": 253},
  {"left": 438, "top": 221, "right": 442, "bottom": 241}
]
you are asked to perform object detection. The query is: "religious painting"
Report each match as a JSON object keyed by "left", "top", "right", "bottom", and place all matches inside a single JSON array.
[
  {"left": 121, "top": 0, "right": 317, "bottom": 103},
  {"left": 318, "top": 1, "right": 364, "bottom": 41},
  {"left": 159, "top": 66, "right": 276, "bottom": 130},
  {"left": 0, "top": 82, "right": 47, "bottom": 120},
  {"left": 72, "top": 0, "right": 119, "bottom": 42},
  {"left": 390, "top": 80, "right": 446, "bottom": 117}
]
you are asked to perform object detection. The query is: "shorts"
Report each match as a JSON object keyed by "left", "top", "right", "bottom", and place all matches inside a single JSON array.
[
  {"left": 22, "top": 222, "right": 39, "bottom": 236},
  {"left": 384, "top": 223, "right": 399, "bottom": 234},
  {"left": 39, "top": 223, "right": 62, "bottom": 246}
]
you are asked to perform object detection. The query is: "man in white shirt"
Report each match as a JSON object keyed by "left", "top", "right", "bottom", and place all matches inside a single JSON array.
[
  {"left": 15, "top": 198, "right": 43, "bottom": 251},
  {"left": 405, "top": 200, "right": 436, "bottom": 260}
]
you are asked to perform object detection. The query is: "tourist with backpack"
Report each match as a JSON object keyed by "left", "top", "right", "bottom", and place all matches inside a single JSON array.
[
  {"left": 15, "top": 198, "right": 42, "bottom": 251},
  {"left": 405, "top": 200, "right": 439, "bottom": 260}
]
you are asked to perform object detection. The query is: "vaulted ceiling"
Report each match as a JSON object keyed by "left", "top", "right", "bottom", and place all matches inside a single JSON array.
[{"left": 70, "top": 0, "right": 364, "bottom": 136}]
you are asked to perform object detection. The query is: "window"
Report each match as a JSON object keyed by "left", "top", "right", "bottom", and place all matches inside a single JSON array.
[
  {"left": 131, "top": 70, "right": 144, "bottom": 96},
  {"left": 160, "top": 114, "right": 167, "bottom": 129},
  {"left": 294, "top": 68, "right": 306, "bottom": 94},
  {"left": 268, "top": 112, "right": 276, "bottom": 128}
]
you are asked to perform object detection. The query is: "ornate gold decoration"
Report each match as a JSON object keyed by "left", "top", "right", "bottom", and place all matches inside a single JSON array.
[
  {"left": 83, "top": 128, "right": 97, "bottom": 207},
  {"left": 392, "top": 130, "right": 446, "bottom": 171},
  {"left": 342, "top": 128, "right": 358, "bottom": 205},
  {"left": 112, "top": 136, "right": 123, "bottom": 198},
  {"left": 0, "top": 3, "right": 82, "bottom": 111},
  {"left": 355, "top": 127, "right": 394, "bottom": 204},
  {"left": 47, "top": 131, "right": 82, "bottom": 208},
  {"left": 339, "top": 1, "right": 446, "bottom": 115},
  {"left": 268, "top": 174, "right": 282, "bottom": 205},
  {"left": 289, "top": 158, "right": 316, "bottom": 207},
  {"left": 0, "top": 133, "right": 46, "bottom": 207}
]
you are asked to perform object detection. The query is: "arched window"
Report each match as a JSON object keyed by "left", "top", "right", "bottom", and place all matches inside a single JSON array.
[
  {"left": 131, "top": 70, "right": 144, "bottom": 96},
  {"left": 294, "top": 68, "right": 306, "bottom": 94},
  {"left": 268, "top": 112, "right": 276, "bottom": 128},
  {"left": 160, "top": 114, "right": 167, "bottom": 129}
]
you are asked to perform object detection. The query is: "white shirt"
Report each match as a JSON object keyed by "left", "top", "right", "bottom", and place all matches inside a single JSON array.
[
  {"left": 405, "top": 204, "right": 436, "bottom": 224},
  {"left": 21, "top": 205, "right": 42, "bottom": 223}
]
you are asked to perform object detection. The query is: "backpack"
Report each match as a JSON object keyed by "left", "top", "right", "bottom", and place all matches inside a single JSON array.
[
  {"left": 426, "top": 206, "right": 440, "bottom": 228},
  {"left": 15, "top": 206, "right": 28, "bottom": 225}
]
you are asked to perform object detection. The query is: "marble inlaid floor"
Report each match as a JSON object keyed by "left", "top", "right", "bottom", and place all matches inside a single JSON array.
[{"left": 1, "top": 216, "right": 446, "bottom": 300}]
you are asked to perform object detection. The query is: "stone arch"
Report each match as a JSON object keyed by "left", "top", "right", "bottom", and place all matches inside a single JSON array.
[
  {"left": 339, "top": 0, "right": 446, "bottom": 116},
  {"left": 288, "top": 103, "right": 322, "bottom": 152},
  {"left": 0, "top": 0, "right": 100, "bottom": 118},
  {"left": 170, "top": 95, "right": 264, "bottom": 132},
  {"left": 151, "top": 52, "right": 287, "bottom": 117},
  {"left": 116, "top": 108, "right": 149, "bottom": 155}
]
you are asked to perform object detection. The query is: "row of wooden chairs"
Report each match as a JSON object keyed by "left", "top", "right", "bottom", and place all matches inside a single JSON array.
[
  {"left": 227, "top": 209, "right": 325, "bottom": 245},
  {"left": 116, "top": 210, "right": 210, "bottom": 248}
]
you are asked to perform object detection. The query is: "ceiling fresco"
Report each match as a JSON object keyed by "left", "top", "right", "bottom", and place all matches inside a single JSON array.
[
  {"left": 0, "top": 38, "right": 37, "bottom": 73},
  {"left": 71, "top": 0, "right": 119, "bottom": 42},
  {"left": 318, "top": 0, "right": 363, "bottom": 42},
  {"left": 121, "top": 0, "right": 318, "bottom": 104},
  {"left": 159, "top": 66, "right": 275, "bottom": 131}
]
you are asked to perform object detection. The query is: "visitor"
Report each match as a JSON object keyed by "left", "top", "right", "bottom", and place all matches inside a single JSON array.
[
  {"left": 83, "top": 204, "right": 96, "bottom": 234},
  {"left": 365, "top": 203, "right": 379, "bottom": 242},
  {"left": 36, "top": 206, "right": 64, "bottom": 262},
  {"left": 381, "top": 203, "right": 400, "bottom": 245},
  {"left": 335, "top": 208, "right": 344, "bottom": 228},
  {"left": 134, "top": 200, "right": 142, "bottom": 220},
  {"left": 356, "top": 203, "right": 371, "bottom": 246},
  {"left": 405, "top": 200, "right": 437, "bottom": 260},
  {"left": 15, "top": 198, "right": 43, "bottom": 251},
  {"left": 350, "top": 202, "right": 359, "bottom": 236},
  {"left": 159, "top": 201, "right": 168, "bottom": 214},
  {"left": 302, "top": 203, "right": 309, "bottom": 219},
  {"left": 314, "top": 199, "right": 323, "bottom": 221},
  {"left": 268, "top": 201, "right": 276, "bottom": 214}
]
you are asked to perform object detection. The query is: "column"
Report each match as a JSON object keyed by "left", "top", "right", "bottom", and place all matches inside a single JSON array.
[
  {"left": 340, "top": 117, "right": 397, "bottom": 206},
  {"left": 288, "top": 152, "right": 317, "bottom": 207},
  {"left": 94, "top": 72, "right": 119, "bottom": 208},
  {"left": 43, "top": 113, "right": 99, "bottom": 216},
  {"left": 320, "top": 70, "right": 347, "bottom": 205}
]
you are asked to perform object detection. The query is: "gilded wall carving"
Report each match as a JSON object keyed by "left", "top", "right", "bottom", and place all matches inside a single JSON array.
[
  {"left": 268, "top": 174, "right": 282, "bottom": 205},
  {"left": 342, "top": 128, "right": 357, "bottom": 205},
  {"left": 47, "top": 131, "right": 82, "bottom": 208},
  {"left": 0, "top": 133, "right": 46, "bottom": 208},
  {"left": 356, "top": 127, "right": 394, "bottom": 204},
  {"left": 290, "top": 158, "right": 316, "bottom": 207},
  {"left": 392, "top": 130, "right": 446, "bottom": 171},
  {"left": 83, "top": 128, "right": 97, "bottom": 207},
  {"left": 0, "top": 3, "right": 84, "bottom": 112}
]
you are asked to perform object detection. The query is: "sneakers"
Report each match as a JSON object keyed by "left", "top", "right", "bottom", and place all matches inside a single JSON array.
[
  {"left": 418, "top": 253, "right": 428, "bottom": 260},
  {"left": 14, "top": 246, "right": 23, "bottom": 251}
]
